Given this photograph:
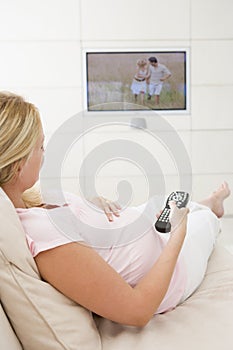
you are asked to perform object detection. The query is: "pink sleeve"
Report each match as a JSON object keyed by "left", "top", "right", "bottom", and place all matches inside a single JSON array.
[
  {"left": 17, "top": 199, "right": 85, "bottom": 258},
  {"left": 25, "top": 234, "right": 36, "bottom": 257}
]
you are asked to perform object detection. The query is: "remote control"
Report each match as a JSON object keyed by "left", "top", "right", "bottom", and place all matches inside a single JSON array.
[{"left": 155, "top": 191, "right": 189, "bottom": 233}]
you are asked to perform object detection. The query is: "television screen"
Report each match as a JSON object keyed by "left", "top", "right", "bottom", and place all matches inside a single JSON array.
[{"left": 84, "top": 49, "right": 189, "bottom": 113}]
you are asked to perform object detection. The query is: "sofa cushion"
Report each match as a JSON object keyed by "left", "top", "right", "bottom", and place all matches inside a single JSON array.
[
  {"left": 0, "top": 189, "right": 101, "bottom": 350},
  {"left": 96, "top": 245, "right": 233, "bottom": 350},
  {"left": 0, "top": 302, "right": 22, "bottom": 350}
]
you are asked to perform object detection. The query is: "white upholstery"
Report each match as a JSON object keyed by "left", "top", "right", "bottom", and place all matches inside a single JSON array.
[
  {"left": 97, "top": 245, "right": 233, "bottom": 350},
  {"left": 0, "top": 303, "right": 22, "bottom": 350}
]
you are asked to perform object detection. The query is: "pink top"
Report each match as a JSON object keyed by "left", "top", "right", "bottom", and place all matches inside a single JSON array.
[{"left": 16, "top": 192, "right": 187, "bottom": 314}]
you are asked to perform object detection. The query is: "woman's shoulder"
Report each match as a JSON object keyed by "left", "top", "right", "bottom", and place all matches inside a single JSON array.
[
  {"left": 16, "top": 192, "right": 85, "bottom": 257},
  {"left": 41, "top": 190, "right": 83, "bottom": 206},
  {"left": 16, "top": 191, "right": 84, "bottom": 220}
]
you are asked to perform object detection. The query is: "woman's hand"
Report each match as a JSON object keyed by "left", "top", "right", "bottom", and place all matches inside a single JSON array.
[
  {"left": 88, "top": 196, "right": 121, "bottom": 222},
  {"left": 168, "top": 201, "right": 189, "bottom": 233}
]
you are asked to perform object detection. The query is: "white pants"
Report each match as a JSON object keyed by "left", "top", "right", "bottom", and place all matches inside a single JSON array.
[
  {"left": 134, "top": 199, "right": 220, "bottom": 302},
  {"left": 179, "top": 202, "right": 220, "bottom": 301}
]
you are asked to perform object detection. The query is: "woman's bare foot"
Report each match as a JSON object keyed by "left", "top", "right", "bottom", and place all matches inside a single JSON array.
[{"left": 199, "top": 181, "right": 231, "bottom": 218}]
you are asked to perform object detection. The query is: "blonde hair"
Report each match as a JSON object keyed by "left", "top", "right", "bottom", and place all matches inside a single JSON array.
[
  {"left": 0, "top": 91, "right": 43, "bottom": 207},
  {"left": 136, "top": 59, "right": 147, "bottom": 68}
]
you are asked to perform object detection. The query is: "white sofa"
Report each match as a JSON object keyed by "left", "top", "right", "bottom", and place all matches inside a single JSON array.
[{"left": 1, "top": 189, "right": 233, "bottom": 350}]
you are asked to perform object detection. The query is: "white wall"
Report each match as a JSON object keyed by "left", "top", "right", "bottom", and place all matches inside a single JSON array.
[{"left": 0, "top": 0, "right": 232, "bottom": 214}]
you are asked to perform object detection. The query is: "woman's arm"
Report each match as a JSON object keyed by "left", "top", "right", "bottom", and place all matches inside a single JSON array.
[{"left": 35, "top": 203, "right": 188, "bottom": 327}]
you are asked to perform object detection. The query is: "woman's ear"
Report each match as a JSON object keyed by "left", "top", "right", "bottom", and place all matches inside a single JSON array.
[
  {"left": 17, "top": 161, "right": 23, "bottom": 174},
  {"left": 17, "top": 158, "right": 26, "bottom": 177}
]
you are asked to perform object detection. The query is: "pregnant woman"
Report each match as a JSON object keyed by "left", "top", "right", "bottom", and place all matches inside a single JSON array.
[{"left": 0, "top": 91, "right": 230, "bottom": 327}]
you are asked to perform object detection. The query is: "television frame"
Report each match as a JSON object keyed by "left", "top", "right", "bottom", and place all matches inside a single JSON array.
[{"left": 83, "top": 48, "right": 190, "bottom": 114}]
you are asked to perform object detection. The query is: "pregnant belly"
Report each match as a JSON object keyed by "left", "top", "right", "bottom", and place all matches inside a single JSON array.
[{"left": 96, "top": 228, "right": 165, "bottom": 287}]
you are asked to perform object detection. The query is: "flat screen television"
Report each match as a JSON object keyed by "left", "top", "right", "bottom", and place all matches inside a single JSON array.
[{"left": 83, "top": 49, "right": 190, "bottom": 114}]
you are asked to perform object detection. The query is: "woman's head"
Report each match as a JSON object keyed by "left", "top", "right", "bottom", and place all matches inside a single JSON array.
[
  {"left": 136, "top": 59, "right": 147, "bottom": 68},
  {"left": 0, "top": 91, "right": 42, "bottom": 187}
]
